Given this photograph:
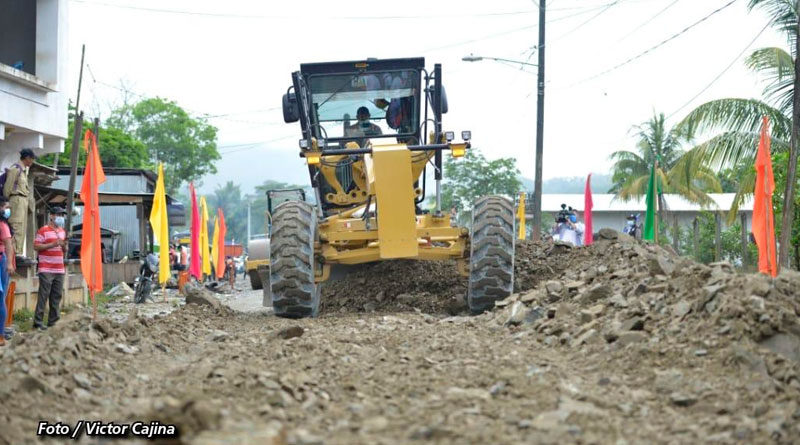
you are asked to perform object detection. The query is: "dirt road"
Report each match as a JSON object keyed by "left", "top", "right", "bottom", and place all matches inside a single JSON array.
[{"left": 1, "top": 233, "right": 799, "bottom": 444}]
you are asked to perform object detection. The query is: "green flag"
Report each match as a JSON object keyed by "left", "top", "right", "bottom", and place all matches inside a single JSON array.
[{"left": 643, "top": 163, "right": 658, "bottom": 241}]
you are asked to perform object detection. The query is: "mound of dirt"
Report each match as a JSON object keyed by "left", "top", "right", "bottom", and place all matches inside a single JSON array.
[
  {"left": 321, "top": 261, "right": 468, "bottom": 315},
  {"left": 492, "top": 230, "right": 800, "bottom": 419}
]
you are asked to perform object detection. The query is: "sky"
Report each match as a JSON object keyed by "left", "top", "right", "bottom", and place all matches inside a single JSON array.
[{"left": 65, "top": 0, "right": 787, "bottom": 195}]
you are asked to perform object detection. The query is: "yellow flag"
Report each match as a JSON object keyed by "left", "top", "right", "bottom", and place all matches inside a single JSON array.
[
  {"left": 200, "top": 196, "right": 211, "bottom": 276},
  {"left": 517, "top": 192, "right": 526, "bottom": 240},
  {"left": 211, "top": 216, "right": 220, "bottom": 275},
  {"left": 148, "top": 163, "right": 170, "bottom": 284}
]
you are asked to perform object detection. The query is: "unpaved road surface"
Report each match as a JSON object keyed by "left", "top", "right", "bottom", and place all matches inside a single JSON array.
[{"left": 1, "top": 231, "right": 799, "bottom": 444}]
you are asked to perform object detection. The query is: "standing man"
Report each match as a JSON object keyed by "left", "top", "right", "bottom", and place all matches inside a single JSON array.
[
  {"left": 3, "top": 149, "right": 36, "bottom": 258},
  {"left": 32, "top": 207, "right": 67, "bottom": 330}
]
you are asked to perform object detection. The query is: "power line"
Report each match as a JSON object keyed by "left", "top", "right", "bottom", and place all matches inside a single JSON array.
[
  {"left": 422, "top": 2, "right": 620, "bottom": 54},
  {"left": 71, "top": 0, "right": 541, "bottom": 20},
  {"left": 616, "top": 0, "right": 681, "bottom": 42},
  {"left": 667, "top": 23, "right": 769, "bottom": 119},
  {"left": 218, "top": 135, "right": 297, "bottom": 155},
  {"left": 550, "top": 0, "right": 620, "bottom": 44},
  {"left": 562, "top": 0, "right": 738, "bottom": 88}
]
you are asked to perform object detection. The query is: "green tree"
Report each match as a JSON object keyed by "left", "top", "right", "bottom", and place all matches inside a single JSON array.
[
  {"left": 41, "top": 105, "right": 150, "bottom": 169},
  {"left": 109, "top": 97, "right": 220, "bottom": 193},
  {"left": 677, "top": 0, "right": 799, "bottom": 268},
  {"left": 609, "top": 113, "right": 721, "bottom": 205},
  {"left": 441, "top": 149, "right": 522, "bottom": 223},
  {"left": 206, "top": 181, "right": 246, "bottom": 244}
]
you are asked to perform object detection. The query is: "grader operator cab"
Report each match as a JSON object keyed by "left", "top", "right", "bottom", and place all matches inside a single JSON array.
[{"left": 272, "top": 57, "right": 515, "bottom": 318}]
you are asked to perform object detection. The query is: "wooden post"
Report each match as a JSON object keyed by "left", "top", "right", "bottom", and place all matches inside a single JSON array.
[
  {"left": 136, "top": 203, "right": 146, "bottom": 259},
  {"left": 714, "top": 212, "right": 722, "bottom": 262},
  {"left": 64, "top": 112, "right": 84, "bottom": 247},
  {"left": 693, "top": 217, "right": 700, "bottom": 260},
  {"left": 672, "top": 214, "right": 679, "bottom": 252},
  {"left": 740, "top": 213, "right": 749, "bottom": 267},
  {"left": 55, "top": 44, "right": 85, "bottom": 169}
]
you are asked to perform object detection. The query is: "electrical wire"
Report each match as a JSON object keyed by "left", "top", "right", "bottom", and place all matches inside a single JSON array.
[
  {"left": 549, "top": 0, "right": 620, "bottom": 44},
  {"left": 421, "top": 2, "right": 620, "bottom": 54},
  {"left": 615, "top": 0, "right": 681, "bottom": 43},
  {"left": 562, "top": 0, "right": 738, "bottom": 89},
  {"left": 666, "top": 22, "right": 769, "bottom": 119},
  {"left": 70, "top": 0, "right": 540, "bottom": 20}
]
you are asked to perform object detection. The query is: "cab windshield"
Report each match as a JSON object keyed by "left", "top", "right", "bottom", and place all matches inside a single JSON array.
[{"left": 308, "top": 70, "right": 420, "bottom": 142}]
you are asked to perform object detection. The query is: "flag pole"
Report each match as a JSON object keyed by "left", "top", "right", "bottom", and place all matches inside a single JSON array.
[{"left": 654, "top": 160, "right": 659, "bottom": 244}]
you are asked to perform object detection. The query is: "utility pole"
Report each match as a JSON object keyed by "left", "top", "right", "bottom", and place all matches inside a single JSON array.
[
  {"left": 779, "top": 2, "right": 800, "bottom": 270},
  {"left": 247, "top": 200, "right": 251, "bottom": 242},
  {"left": 532, "top": 0, "right": 546, "bottom": 240},
  {"left": 55, "top": 44, "right": 85, "bottom": 170}
]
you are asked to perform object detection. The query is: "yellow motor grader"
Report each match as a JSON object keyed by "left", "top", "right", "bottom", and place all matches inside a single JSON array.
[{"left": 271, "top": 57, "right": 515, "bottom": 317}]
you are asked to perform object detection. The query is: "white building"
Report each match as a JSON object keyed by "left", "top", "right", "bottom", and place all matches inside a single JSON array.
[
  {"left": 539, "top": 193, "right": 754, "bottom": 233},
  {"left": 0, "top": 0, "right": 69, "bottom": 166}
]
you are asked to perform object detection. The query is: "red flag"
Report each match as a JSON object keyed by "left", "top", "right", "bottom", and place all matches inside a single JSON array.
[
  {"left": 216, "top": 209, "right": 227, "bottom": 279},
  {"left": 752, "top": 116, "right": 777, "bottom": 277},
  {"left": 584, "top": 173, "right": 593, "bottom": 246},
  {"left": 80, "top": 129, "right": 106, "bottom": 302},
  {"left": 188, "top": 183, "right": 202, "bottom": 279}
]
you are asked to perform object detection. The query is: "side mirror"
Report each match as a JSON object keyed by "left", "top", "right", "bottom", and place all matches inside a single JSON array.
[
  {"left": 282, "top": 93, "right": 299, "bottom": 123},
  {"left": 433, "top": 85, "right": 449, "bottom": 114}
]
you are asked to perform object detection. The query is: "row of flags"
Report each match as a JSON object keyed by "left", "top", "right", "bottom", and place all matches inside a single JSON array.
[
  {"left": 151, "top": 171, "right": 228, "bottom": 284},
  {"left": 640, "top": 115, "right": 777, "bottom": 277},
  {"left": 79, "top": 128, "right": 231, "bottom": 312}
]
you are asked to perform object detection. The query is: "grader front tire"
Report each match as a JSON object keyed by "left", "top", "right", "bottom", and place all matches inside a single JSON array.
[
  {"left": 467, "top": 196, "right": 515, "bottom": 313},
  {"left": 269, "top": 201, "right": 320, "bottom": 318}
]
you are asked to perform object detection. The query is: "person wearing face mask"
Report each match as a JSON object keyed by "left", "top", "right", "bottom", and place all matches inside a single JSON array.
[
  {"left": 552, "top": 209, "right": 585, "bottom": 247},
  {"left": 32, "top": 206, "right": 68, "bottom": 330},
  {"left": 345, "top": 106, "right": 382, "bottom": 147},
  {"left": 0, "top": 197, "right": 15, "bottom": 347}
]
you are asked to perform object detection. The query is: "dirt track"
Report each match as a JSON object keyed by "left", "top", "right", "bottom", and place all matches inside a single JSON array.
[{"left": 1, "top": 232, "right": 800, "bottom": 444}]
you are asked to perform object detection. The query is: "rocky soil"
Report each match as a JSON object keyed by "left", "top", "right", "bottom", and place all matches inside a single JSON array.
[{"left": 1, "top": 230, "right": 799, "bottom": 444}]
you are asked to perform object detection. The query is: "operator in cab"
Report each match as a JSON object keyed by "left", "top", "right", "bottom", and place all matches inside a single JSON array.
[{"left": 345, "top": 106, "right": 382, "bottom": 147}]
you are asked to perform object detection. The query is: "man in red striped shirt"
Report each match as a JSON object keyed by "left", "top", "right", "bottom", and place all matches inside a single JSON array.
[{"left": 33, "top": 207, "right": 67, "bottom": 330}]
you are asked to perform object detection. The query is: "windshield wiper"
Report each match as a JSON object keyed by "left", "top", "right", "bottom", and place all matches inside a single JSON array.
[{"left": 317, "top": 73, "right": 361, "bottom": 109}]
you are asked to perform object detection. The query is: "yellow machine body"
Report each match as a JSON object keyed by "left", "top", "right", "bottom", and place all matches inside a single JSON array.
[{"left": 310, "top": 141, "right": 470, "bottom": 282}]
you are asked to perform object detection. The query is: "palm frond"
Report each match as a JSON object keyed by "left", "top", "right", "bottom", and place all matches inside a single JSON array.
[
  {"left": 676, "top": 98, "right": 791, "bottom": 143},
  {"left": 616, "top": 175, "right": 650, "bottom": 202},
  {"left": 727, "top": 168, "right": 758, "bottom": 224},
  {"left": 688, "top": 131, "right": 789, "bottom": 171},
  {"left": 745, "top": 47, "right": 795, "bottom": 113},
  {"left": 748, "top": 0, "right": 798, "bottom": 45}
]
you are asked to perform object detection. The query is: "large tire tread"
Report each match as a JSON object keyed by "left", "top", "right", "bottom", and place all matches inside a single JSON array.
[
  {"left": 269, "top": 201, "right": 320, "bottom": 318},
  {"left": 467, "top": 196, "right": 515, "bottom": 313}
]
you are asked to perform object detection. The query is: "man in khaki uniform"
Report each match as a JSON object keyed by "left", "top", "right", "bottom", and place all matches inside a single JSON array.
[{"left": 3, "top": 149, "right": 35, "bottom": 255}]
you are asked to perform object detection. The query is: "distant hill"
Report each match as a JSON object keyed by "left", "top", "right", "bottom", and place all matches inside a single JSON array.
[{"left": 522, "top": 174, "right": 613, "bottom": 194}]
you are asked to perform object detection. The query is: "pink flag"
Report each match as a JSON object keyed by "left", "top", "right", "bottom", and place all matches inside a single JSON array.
[
  {"left": 189, "top": 182, "right": 202, "bottom": 279},
  {"left": 584, "top": 174, "right": 593, "bottom": 246}
]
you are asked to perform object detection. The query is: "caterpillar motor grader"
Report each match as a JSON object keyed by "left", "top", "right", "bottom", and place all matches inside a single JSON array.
[{"left": 270, "top": 57, "right": 515, "bottom": 318}]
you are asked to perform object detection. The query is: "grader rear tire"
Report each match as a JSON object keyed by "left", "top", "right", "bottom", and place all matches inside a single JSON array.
[
  {"left": 248, "top": 269, "right": 263, "bottom": 290},
  {"left": 467, "top": 196, "right": 515, "bottom": 313},
  {"left": 269, "top": 201, "right": 320, "bottom": 318}
]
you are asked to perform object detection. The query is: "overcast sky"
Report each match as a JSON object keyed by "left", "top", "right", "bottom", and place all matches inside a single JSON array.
[{"left": 66, "top": 0, "right": 786, "bottom": 194}]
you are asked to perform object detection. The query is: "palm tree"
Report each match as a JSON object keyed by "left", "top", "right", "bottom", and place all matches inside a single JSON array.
[
  {"left": 677, "top": 0, "right": 798, "bottom": 267},
  {"left": 610, "top": 113, "right": 721, "bottom": 206}
]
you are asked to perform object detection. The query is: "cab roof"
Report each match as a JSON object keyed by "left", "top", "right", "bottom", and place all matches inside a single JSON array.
[{"left": 300, "top": 57, "right": 425, "bottom": 75}]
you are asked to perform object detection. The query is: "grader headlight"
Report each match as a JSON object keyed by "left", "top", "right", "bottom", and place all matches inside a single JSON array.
[
  {"left": 306, "top": 151, "right": 321, "bottom": 166},
  {"left": 451, "top": 143, "right": 466, "bottom": 158}
]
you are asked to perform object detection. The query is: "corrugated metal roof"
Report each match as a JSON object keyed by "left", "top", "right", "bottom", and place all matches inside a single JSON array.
[{"left": 542, "top": 193, "right": 753, "bottom": 212}]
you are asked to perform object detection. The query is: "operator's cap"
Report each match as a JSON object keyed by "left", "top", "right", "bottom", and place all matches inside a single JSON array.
[{"left": 50, "top": 206, "right": 67, "bottom": 215}]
